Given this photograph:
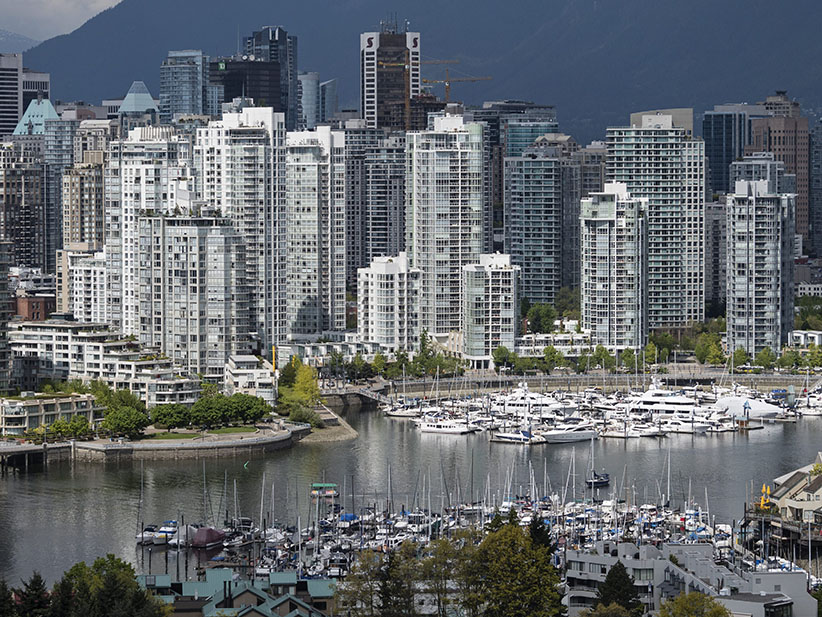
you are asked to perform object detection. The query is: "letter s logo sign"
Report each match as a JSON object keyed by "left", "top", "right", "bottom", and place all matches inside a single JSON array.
[
  {"left": 412, "top": 37, "right": 419, "bottom": 48},
  {"left": 366, "top": 37, "right": 374, "bottom": 48}
]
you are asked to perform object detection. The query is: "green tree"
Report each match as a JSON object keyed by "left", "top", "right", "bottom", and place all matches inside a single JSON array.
[
  {"left": 17, "top": 572, "right": 49, "bottom": 617},
  {"left": 350, "top": 353, "right": 369, "bottom": 380},
  {"left": 294, "top": 363, "right": 321, "bottom": 406},
  {"left": 526, "top": 304, "right": 558, "bottom": 334},
  {"left": 543, "top": 346, "right": 565, "bottom": 371},
  {"left": 732, "top": 347, "right": 749, "bottom": 370},
  {"left": 451, "top": 529, "right": 484, "bottom": 617},
  {"left": 67, "top": 414, "right": 91, "bottom": 439},
  {"left": 101, "top": 406, "right": 150, "bottom": 438},
  {"left": 372, "top": 353, "right": 387, "bottom": 376},
  {"left": 151, "top": 404, "right": 190, "bottom": 430},
  {"left": 421, "top": 539, "right": 455, "bottom": 617},
  {"left": 479, "top": 524, "right": 564, "bottom": 617},
  {"left": 754, "top": 347, "right": 776, "bottom": 370},
  {"left": 228, "top": 393, "right": 270, "bottom": 424},
  {"left": 644, "top": 342, "right": 658, "bottom": 366},
  {"left": 658, "top": 592, "right": 730, "bottom": 617},
  {"left": 576, "top": 351, "right": 591, "bottom": 374},
  {"left": 378, "top": 542, "right": 418, "bottom": 617},
  {"left": 0, "top": 579, "right": 16, "bottom": 617},
  {"left": 48, "top": 576, "right": 74, "bottom": 617},
  {"left": 335, "top": 549, "right": 383, "bottom": 617},
  {"left": 592, "top": 345, "right": 615, "bottom": 370},
  {"left": 619, "top": 349, "right": 636, "bottom": 372},
  {"left": 49, "top": 418, "right": 71, "bottom": 438},
  {"left": 493, "top": 346, "right": 511, "bottom": 370},
  {"left": 596, "top": 561, "right": 641, "bottom": 616},
  {"left": 706, "top": 342, "right": 725, "bottom": 366},
  {"left": 279, "top": 357, "right": 299, "bottom": 388},
  {"left": 555, "top": 287, "right": 581, "bottom": 320},
  {"left": 580, "top": 604, "right": 632, "bottom": 617},
  {"left": 528, "top": 516, "right": 554, "bottom": 551}
]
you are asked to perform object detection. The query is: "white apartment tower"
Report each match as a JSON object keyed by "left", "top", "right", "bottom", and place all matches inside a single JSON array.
[
  {"left": 105, "top": 126, "right": 191, "bottom": 335},
  {"left": 606, "top": 113, "right": 705, "bottom": 329},
  {"left": 406, "top": 115, "right": 484, "bottom": 339},
  {"left": 194, "top": 107, "right": 286, "bottom": 349},
  {"left": 461, "top": 254, "right": 520, "bottom": 369},
  {"left": 285, "top": 126, "right": 347, "bottom": 339},
  {"left": 357, "top": 252, "right": 421, "bottom": 352},
  {"left": 726, "top": 180, "right": 795, "bottom": 357},
  {"left": 360, "top": 23, "right": 421, "bottom": 129},
  {"left": 580, "top": 183, "right": 648, "bottom": 352},
  {"left": 138, "top": 214, "right": 252, "bottom": 381}
]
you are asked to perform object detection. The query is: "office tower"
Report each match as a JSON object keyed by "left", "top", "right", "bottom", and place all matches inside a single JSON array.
[
  {"left": 43, "top": 111, "right": 83, "bottom": 273},
  {"left": 341, "top": 122, "right": 386, "bottom": 285},
  {"left": 704, "top": 202, "right": 727, "bottom": 315},
  {"left": 725, "top": 180, "right": 794, "bottom": 357},
  {"left": 195, "top": 107, "right": 286, "bottom": 350},
  {"left": 730, "top": 152, "right": 795, "bottom": 195},
  {"left": 0, "top": 142, "right": 45, "bottom": 268},
  {"left": 62, "top": 151, "right": 104, "bottom": 250},
  {"left": 580, "top": 183, "right": 648, "bottom": 352},
  {"left": 209, "top": 57, "right": 281, "bottom": 111},
  {"left": 501, "top": 107, "right": 559, "bottom": 157},
  {"left": 320, "top": 79, "right": 338, "bottom": 123},
  {"left": 702, "top": 103, "right": 769, "bottom": 196},
  {"left": 364, "top": 133, "right": 406, "bottom": 263},
  {"left": 138, "top": 213, "right": 251, "bottom": 381},
  {"left": 811, "top": 123, "right": 822, "bottom": 257},
  {"left": 297, "top": 72, "right": 320, "bottom": 129},
  {"left": 74, "top": 119, "right": 118, "bottom": 162},
  {"left": 285, "top": 126, "right": 346, "bottom": 338},
  {"left": 0, "top": 54, "right": 22, "bottom": 136},
  {"left": 606, "top": 112, "right": 705, "bottom": 329},
  {"left": 105, "top": 126, "right": 190, "bottom": 334},
  {"left": 21, "top": 68, "right": 49, "bottom": 111},
  {"left": 383, "top": 92, "right": 446, "bottom": 133},
  {"left": 159, "top": 50, "right": 217, "bottom": 123},
  {"left": 747, "top": 92, "right": 809, "bottom": 238},
  {"left": 357, "top": 252, "right": 421, "bottom": 352},
  {"left": 461, "top": 254, "right": 520, "bottom": 369},
  {"left": 406, "top": 115, "right": 483, "bottom": 339},
  {"left": 244, "top": 26, "right": 298, "bottom": 130},
  {"left": 360, "top": 20, "right": 421, "bottom": 129}
]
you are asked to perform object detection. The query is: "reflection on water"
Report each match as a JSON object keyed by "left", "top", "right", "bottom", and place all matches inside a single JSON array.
[{"left": 0, "top": 408, "right": 816, "bottom": 583}]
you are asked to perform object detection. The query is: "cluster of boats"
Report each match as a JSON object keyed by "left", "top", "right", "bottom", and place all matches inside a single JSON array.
[{"left": 383, "top": 381, "right": 811, "bottom": 443}]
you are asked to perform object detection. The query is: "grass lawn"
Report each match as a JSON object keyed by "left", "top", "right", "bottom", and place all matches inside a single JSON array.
[
  {"left": 146, "top": 432, "right": 199, "bottom": 440},
  {"left": 208, "top": 426, "right": 257, "bottom": 435}
]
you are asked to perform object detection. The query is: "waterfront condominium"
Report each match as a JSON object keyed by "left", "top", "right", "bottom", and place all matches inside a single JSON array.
[
  {"left": 580, "top": 183, "right": 648, "bottom": 352},
  {"left": 461, "top": 253, "right": 520, "bottom": 369},
  {"left": 195, "top": 107, "right": 286, "bottom": 350},
  {"left": 725, "top": 180, "right": 795, "bottom": 358},
  {"left": 406, "top": 115, "right": 483, "bottom": 342},
  {"left": 285, "top": 126, "right": 347, "bottom": 339},
  {"left": 357, "top": 252, "right": 421, "bottom": 353},
  {"left": 606, "top": 112, "right": 705, "bottom": 330},
  {"left": 359, "top": 20, "right": 420, "bottom": 130}
]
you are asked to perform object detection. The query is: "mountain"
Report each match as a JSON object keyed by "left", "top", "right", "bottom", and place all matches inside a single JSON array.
[
  {"left": 0, "top": 29, "right": 40, "bottom": 53},
  {"left": 22, "top": 0, "right": 822, "bottom": 143}
]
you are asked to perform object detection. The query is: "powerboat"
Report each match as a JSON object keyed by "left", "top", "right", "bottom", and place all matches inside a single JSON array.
[
  {"left": 152, "top": 520, "right": 178, "bottom": 545},
  {"left": 542, "top": 422, "right": 599, "bottom": 443}
]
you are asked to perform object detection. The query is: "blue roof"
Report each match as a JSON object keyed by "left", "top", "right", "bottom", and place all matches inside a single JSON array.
[
  {"left": 269, "top": 571, "right": 297, "bottom": 586},
  {"left": 119, "top": 81, "right": 158, "bottom": 114},
  {"left": 13, "top": 98, "right": 58, "bottom": 135},
  {"left": 306, "top": 579, "right": 335, "bottom": 598}
]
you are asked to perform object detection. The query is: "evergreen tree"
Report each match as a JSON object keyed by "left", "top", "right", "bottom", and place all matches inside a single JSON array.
[
  {"left": 596, "top": 561, "right": 641, "bottom": 616},
  {"left": 528, "top": 516, "right": 555, "bottom": 553},
  {"left": 581, "top": 604, "right": 632, "bottom": 617},
  {"left": 17, "top": 572, "right": 49, "bottom": 617},
  {"left": 377, "top": 543, "right": 417, "bottom": 617},
  {"left": 0, "top": 579, "right": 16, "bottom": 617},
  {"left": 47, "top": 577, "right": 74, "bottom": 617}
]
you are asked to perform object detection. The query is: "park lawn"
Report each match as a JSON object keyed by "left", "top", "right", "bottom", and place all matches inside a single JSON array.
[
  {"left": 208, "top": 426, "right": 257, "bottom": 435},
  {"left": 146, "top": 432, "right": 198, "bottom": 440}
]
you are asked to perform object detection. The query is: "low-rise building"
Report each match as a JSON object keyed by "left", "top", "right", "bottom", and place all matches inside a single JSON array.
[
  {"left": 15, "top": 293, "right": 55, "bottom": 321},
  {"left": 224, "top": 355, "right": 277, "bottom": 405},
  {"left": 514, "top": 331, "right": 594, "bottom": 360},
  {"left": 0, "top": 392, "right": 105, "bottom": 436},
  {"left": 277, "top": 331, "right": 387, "bottom": 370},
  {"left": 790, "top": 330, "right": 822, "bottom": 348}
]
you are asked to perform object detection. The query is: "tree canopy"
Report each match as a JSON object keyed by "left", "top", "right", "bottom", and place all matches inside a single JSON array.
[
  {"left": 596, "top": 561, "right": 641, "bottom": 616},
  {"left": 658, "top": 592, "right": 730, "bottom": 617}
]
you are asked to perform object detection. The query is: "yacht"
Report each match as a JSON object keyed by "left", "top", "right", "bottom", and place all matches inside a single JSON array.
[
  {"left": 152, "top": 520, "right": 178, "bottom": 545},
  {"left": 135, "top": 524, "right": 158, "bottom": 545},
  {"left": 418, "top": 418, "right": 475, "bottom": 434},
  {"left": 541, "top": 422, "right": 599, "bottom": 443},
  {"left": 660, "top": 418, "right": 710, "bottom": 434},
  {"left": 714, "top": 396, "right": 781, "bottom": 420},
  {"left": 490, "top": 429, "right": 547, "bottom": 445},
  {"left": 625, "top": 385, "right": 706, "bottom": 418}
]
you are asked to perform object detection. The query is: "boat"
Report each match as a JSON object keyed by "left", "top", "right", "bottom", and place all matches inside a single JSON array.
[
  {"left": 714, "top": 397, "right": 781, "bottom": 420},
  {"left": 490, "top": 429, "right": 547, "bottom": 445},
  {"left": 418, "top": 418, "right": 475, "bottom": 434},
  {"left": 660, "top": 418, "right": 710, "bottom": 434},
  {"left": 192, "top": 526, "right": 226, "bottom": 549},
  {"left": 541, "top": 423, "right": 599, "bottom": 443},
  {"left": 135, "top": 524, "right": 158, "bottom": 545},
  {"left": 586, "top": 436, "right": 610, "bottom": 488},
  {"left": 152, "top": 520, "right": 178, "bottom": 545}
]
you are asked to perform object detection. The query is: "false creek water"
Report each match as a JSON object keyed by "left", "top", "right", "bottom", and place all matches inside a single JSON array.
[{"left": 0, "top": 406, "right": 819, "bottom": 583}]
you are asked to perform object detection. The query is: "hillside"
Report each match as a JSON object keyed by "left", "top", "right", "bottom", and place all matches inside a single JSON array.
[{"left": 0, "top": 29, "right": 40, "bottom": 53}]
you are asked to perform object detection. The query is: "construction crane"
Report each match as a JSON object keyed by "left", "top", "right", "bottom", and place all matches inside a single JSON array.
[{"left": 422, "top": 68, "right": 492, "bottom": 103}]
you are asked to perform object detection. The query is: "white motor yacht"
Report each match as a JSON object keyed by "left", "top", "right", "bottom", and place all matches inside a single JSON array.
[
  {"left": 490, "top": 429, "right": 547, "bottom": 445},
  {"left": 541, "top": 422, "right": 599, "bottom": 443},
  {"left": 660, "top": 418, "right": 710, "bottom": 434},
  {"left": 418, "top": 418, "right": 475, "bottom": 434},
  {"left": 135, "top": 524, "right": 158, "bottom": 544}
]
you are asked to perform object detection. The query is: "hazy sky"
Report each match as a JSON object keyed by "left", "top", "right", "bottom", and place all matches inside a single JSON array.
[{"left": 1, "top": 0, "right": 119, "bottom": 41}]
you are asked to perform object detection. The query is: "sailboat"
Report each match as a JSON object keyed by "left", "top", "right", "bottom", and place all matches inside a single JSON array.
[{"left": 585, "top": 436, "right": 610, "bottom": 488}]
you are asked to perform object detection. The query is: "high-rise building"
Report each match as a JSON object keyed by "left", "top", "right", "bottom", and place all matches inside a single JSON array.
[
  {"left": 0, "top": 54, "right": 22, "bottom": 137},
  {"left": 0, "top": 241, "right": 12, "bottom": 393},
  {"left": 297, "top": 72, "right": 320, "bottom": 130},
  {"left": 606, "top": 112, "right": 705, "bottom": 329},
  {"left": 406, "top": 115, "right": 483, "bottom": 340},
  {"left": 580, "top": 183, "right": 648, "bottom": 352},
  {"left": 56, "top": 249, "right": 107, "bottom": 323},
  {"left": 194, "top": 107, "right": 286, "bottom": 350},
  {"left": 285, "top": 126, "right": 347, "bottom": 339},
  {"left": 244, "top": 26, "right": 298, "bottom": 130},
  {"left": 159, "top": 50, "right": 219, "bottom": 123},
  {"left": 357, "top": 252, "right": 420, "bottom": 352},
  {"left": 105, "top": 126, "right": 190, "bottom": 334},
  {"left": 747, "top": 92, "right": 809, "bottom": 238},
  {"left": 62, "top": 151, "right": 105, "bottom": 251},
  {"left": 74, "top": 119, "right": 118, "bottom": 162},
  {"left": 501, "top": 107, "right": 559, "bottom": 158},
  {"left": 209, "top": 58, "right": 280, "bottom": 111},
  {"left": 320, "top": 79, "right": 338, "bottom": 124},
  {"left": 704, "top": 202, "right": 727, "bottom": 315},
  {"left": 810, "top": 122, "right": 822, "bottom": 257},
  {"left": 461, "top": 253, "right": 520, "bottom": 369},
  {"left": 360, "top": 20, "right": 420, "bottom": 130},
  {"left": 364, "top": 133, "right": 406, "bottom": 264},
  {"left": 730, "top": 152, "right": 795, "bottom": 195},
  {"left": 138, "top": 213, "right": 252, "bottom": 382},
  {"left": 725, "top": 180, "right": 795, "bottom": 357},
  {"left": 116, "top": 81, "right": 159, "bottom": 131},
  {"left": 21, "top": 68, "right": 49, "bottom": 112},
  {"left": 702, "top": 103, "right": 769, "bottom": 195},
  {"left": 0, "top": 141, "right": 45, "bottom": 268}
]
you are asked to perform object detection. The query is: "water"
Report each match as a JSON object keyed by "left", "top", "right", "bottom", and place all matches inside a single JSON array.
[{"left": 0, "top": 408, "right": 817, "bottom": 583}]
